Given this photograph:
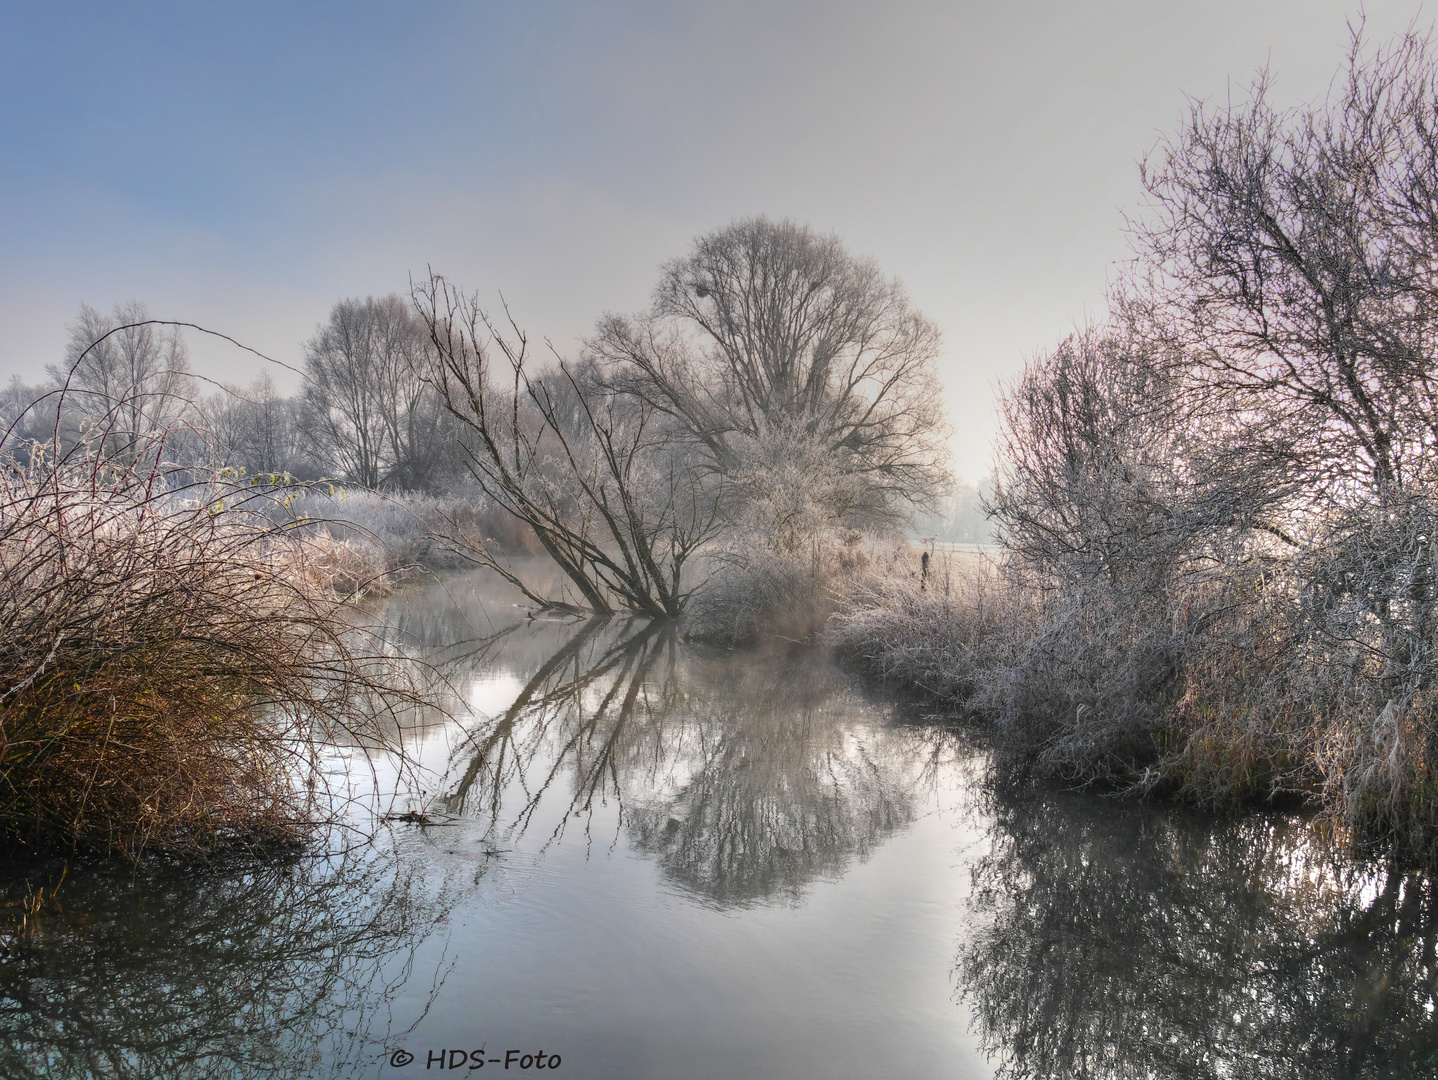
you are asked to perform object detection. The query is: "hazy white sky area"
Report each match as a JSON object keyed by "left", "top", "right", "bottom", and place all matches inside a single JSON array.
[{"left": 0, "top": 1, "right": 1428, "bottom": 480}]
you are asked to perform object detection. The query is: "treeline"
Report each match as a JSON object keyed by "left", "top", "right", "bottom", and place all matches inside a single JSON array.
[
  {"left": 839, "top": 24, "right": 1438, "bottom": 863},
  {"left": 3, "top": 214, "right": 962, "bottom": 636},
  {"left": 1, "top": 296, "right": 473, "bottom": 490},
  {"left": 4, "top": 217, "right": 958, "bottom": 581}
]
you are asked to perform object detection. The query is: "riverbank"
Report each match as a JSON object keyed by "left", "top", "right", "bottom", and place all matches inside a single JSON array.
[
  {"left": 7, "top": 572, "right": 1429, "bottom": 1080},
  {"left": 0, "top": 455, "right": 429, "bottom": 860},
  {"left": 829, "top": 542, "right": 1438, "bottom": 868}
]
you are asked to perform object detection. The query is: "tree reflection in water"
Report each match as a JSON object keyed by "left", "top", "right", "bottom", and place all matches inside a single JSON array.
[
  {"left": 443, "top": 618, "right": 921, "bottom": 907},
  {"left": 0, "top": 840, "right": 462, "bottom": 1080},
  {"left": 958, "top": 776, "right": 1438, "bottom": 1079}
]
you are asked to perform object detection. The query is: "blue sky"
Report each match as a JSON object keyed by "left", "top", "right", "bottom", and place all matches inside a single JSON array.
[{"left": 0, "top": 0, "right": 1428, "bottom": 478}]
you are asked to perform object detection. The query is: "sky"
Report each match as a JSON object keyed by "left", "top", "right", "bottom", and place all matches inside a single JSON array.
[{"left": 0, "top": 0, "right": 1429, "bottom": 481}]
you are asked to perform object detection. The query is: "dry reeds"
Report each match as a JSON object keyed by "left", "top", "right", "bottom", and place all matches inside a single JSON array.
[
  {"left": 0, "top": 440, "right": 427, "bottom": 859},
  {"left": 831, "top": 547, "right": 1001, "bottom": 703},
  {"left": 684, "top": 529, "right": 880, "bottom": 647},
  {"left": 278, "top": 486, "right": 543, "bottom": 583}
]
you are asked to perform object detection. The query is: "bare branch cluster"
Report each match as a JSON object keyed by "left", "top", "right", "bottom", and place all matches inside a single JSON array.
[
  {"left": 1127, "top": 22, "right": 1438, "bottom": 494},
  {"left": 413, "top": 274, "right": 724, "bottom": 618}
]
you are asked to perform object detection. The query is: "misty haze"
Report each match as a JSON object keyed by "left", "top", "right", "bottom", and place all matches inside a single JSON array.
[{"left": 3, "top": 5, "right": 1438, "bottom": 1079}]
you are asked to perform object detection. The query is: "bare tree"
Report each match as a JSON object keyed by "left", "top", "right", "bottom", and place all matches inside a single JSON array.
[
  {"left": 1125, "top": 22, "right": 1438, "bottom": 497},
  {"left": 0, "top": 377, "right": 54, "bottom": 464},
  {"left": 413, "top": 274, "right": 723, "bottom": 618},
  {"left": 588, "top": 217, "right": 952, "bottom": 532},
  {"left": 991, "top": 325, "right": 1298, "bottom": 587},
  {"left": 207, "top": 372, "right": 311, "bottom": 478},
  {"left": 45, "top": 301, "right": 194, "bottom": 463},
  {"left": 301, "top": 295, "right": 449, "bottom": 490}
]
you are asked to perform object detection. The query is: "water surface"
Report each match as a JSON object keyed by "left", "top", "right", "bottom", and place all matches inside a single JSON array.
[{"left": 2, "top": 571, "right": 1435, "bottom": 1078}]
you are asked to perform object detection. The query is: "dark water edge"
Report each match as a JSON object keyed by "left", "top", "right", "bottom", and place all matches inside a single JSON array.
[
  {"left": 959, "top": 778, "right": 1438, "bottom": 1078},
  {"left": 1, "top": 570, "right": 1435, "bottom": 1079}
]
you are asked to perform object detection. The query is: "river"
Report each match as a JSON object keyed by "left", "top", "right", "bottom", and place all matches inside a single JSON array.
[{"left": 1, "top": 570, "right": 1434, "bottom": 1079}]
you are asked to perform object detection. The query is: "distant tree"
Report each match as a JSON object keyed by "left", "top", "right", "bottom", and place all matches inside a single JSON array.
[
  {"left": 588, "top": 218, "right": 952, "bottom": 533},
  {"left": 912, "top": 477, "right": 995, "bottom": 545},
  {"left": 301, "top": 295, "right": 449, "bottom": 490},
  {"left": 0, "top": 376, "right": 54, "bottom": 463},
  {"left": 207, "top": 372, "right": 312, "bottom": 478},
  {"left": 45, "top": 301, "right": 194, "bottom": 462}
]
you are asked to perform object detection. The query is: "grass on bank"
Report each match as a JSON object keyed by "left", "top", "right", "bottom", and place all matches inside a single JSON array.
[
  {"left": 832, "top": 541, "right": 1438, "bottom": 866},
  {"left": 0, "top": 444, "right": 429, "bottom": 860}
]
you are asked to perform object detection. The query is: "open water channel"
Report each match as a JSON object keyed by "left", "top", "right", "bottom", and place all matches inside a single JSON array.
[{"left": 2, "top": 571, "right": 1436, "bottom": 1079}]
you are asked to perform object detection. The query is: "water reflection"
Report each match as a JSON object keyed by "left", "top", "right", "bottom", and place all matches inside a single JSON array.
[
  {"left": 442, "top": 617, "right": 918, "bottom": 907},
  {"left": 958, "top": 777, "right": 1438, "bottom": 1079},
  {"left": 7, "top": 571, "right": 1437, "bottom": 1077},
  {"left": 0, "top": 842, "right": 461, "bottom": 1080}
]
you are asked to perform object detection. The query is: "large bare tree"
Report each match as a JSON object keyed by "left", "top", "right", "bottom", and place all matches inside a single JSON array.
[{"left": 588, "top": 218, "right": 952, "bottom": 532}]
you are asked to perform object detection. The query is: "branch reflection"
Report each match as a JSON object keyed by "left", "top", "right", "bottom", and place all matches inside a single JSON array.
[
  {"left": 0, "top": 841, "right": 463, "bottom": 1080},
  {"left": 444, "top": 619, "right": 917, "bottom": 907},
  {"left": 958, "top": 777, "right": 1438, "bottom": 1079}
]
